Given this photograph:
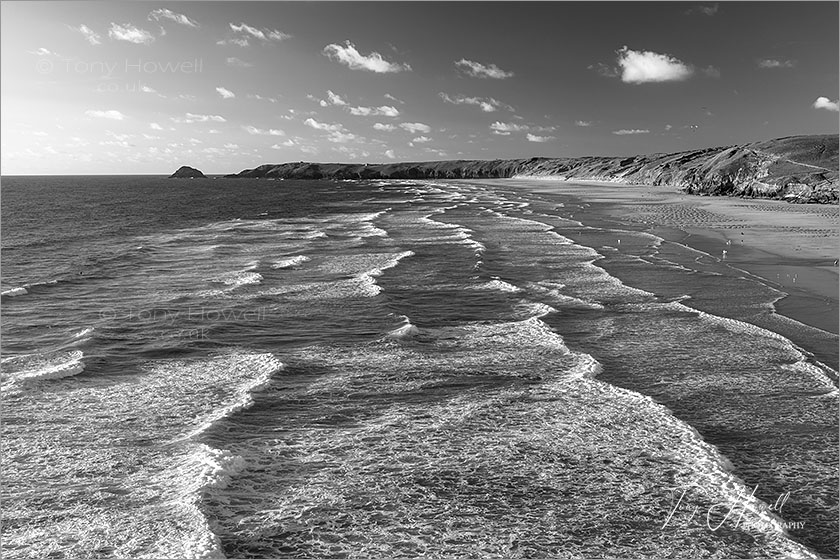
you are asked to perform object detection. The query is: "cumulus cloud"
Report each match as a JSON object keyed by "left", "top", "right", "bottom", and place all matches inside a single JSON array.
[
  {"left": 149, "top": 122, "right": 163, "bottom": 130},
  {"left": 148, "top": 8, "right": 198, "bottom": 28},
  {"left": 813, "top": 96, "right": 839, "bottom": 112},
  {"left": 230, "top": 22, "right": 291, "bottom": 42},
  {"left": 526, "top": 133, "right": 555, "bottom": 142},
  {"left": 76, "top": 24, "right": 102, "bottom": 45},
  {"left": 490, "top": 122, "right": 528, "bottom": 135},
  {"left": 173, "top": 113, "right": 227, "bottom": 123},
  {"left": 327, "top": 90, "right": 347, "bottom": 106},
  {"left": 243, "top": 125, "right": 284, "bottom": 135},
  {"left": 349, "top": 105, "right": 400, "bottom": 117},
  {"left": 616, "top": 46, "right": 693, "bottom": 83},
  {"left": 226, "top": 57, "right": 253, "bottom": 67},
  {"left": 575, "top": 120, "right": 592, "bottom": 127},
  {"left": 613, "top": 129, "right": 650, "bottom": 135},
  {"left": 438, "top": 92, "right": 514, "bottom": 113},
  {"left": 305, "top": 118, "right": 359, "bottom": 143},
  {"left": 305, "top": 118, "right": 342, "bottom": 132},
  {"left": 85, "top": 109, "right": 125, "bottom": 120},
  {"left": 757, "top": 59, "right": 796, "bottom": 69},
  {"left": 412, "top": 136, "right": 432, "bottom": 143},
  {"left": 373, "top": 123, "right": 396, "bottom": 131},
  {"left": 384, "top": 93, "right": 404, "bottom": 104},
  {"left": 385, "top": 149, "right": 395, "bottom": 159},
  {"left": 29, "top": 47, "right": 53, "bottom": 56},
  {"left": 108, "top": 23, "right": 155, "bottom": 45},
  {"left": 323, "top": 41, "right": 411, "bottom": 73},
  {"left": 216, "top": 87, "right": 236, "bottom": 99},
  {"left": 399, "top": 122, "right": 431, "bottom": 134},
  {"left": 455, "top": 58, "right": 514, "bottom": 79},
  {"left": 140, "top": 85, "right": 157, "bottom": 93}
]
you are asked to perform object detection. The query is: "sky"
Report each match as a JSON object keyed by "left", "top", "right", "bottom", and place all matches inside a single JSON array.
[{"left": 1, "top": 1, "right": 838, "bottom": 175}]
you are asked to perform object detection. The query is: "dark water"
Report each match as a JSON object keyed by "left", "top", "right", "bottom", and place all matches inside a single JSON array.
[{"left": 1, "top": 176, "right": 836, "bottom": 558}]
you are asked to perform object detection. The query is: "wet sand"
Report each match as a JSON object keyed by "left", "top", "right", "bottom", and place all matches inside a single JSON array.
[{"left": 507, "top": 179, "right": 839, "bottom": 337}]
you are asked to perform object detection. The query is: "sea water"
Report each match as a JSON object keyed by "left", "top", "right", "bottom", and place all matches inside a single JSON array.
[{"left": 1, "top": 176, "right": 836, "bottom": 558}]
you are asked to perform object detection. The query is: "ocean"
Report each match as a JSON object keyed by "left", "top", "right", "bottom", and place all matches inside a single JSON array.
[{"left": 1, "top": 176, "right": 837, "bottom": 559}]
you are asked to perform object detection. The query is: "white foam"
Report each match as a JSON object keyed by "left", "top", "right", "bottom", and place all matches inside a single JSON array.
[
  {"left": 475, "top": 278, "right": 522, "bottom": 293},
  {"left": 271, "top": 255, "right": 310, "bottom": 269},
  {"left": 385, "top": 315, "right": 420, "bottom": 339},
  {"left": 1, "top": 350, "right": 85, "bottom": 391},
  {"left": 1, "top": 286, "right": 28, "bottom": 297}
]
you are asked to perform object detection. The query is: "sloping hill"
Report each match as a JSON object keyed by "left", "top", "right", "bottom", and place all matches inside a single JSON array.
[{"left": 224, "top": 135, "right": 838, "bottom": 203}]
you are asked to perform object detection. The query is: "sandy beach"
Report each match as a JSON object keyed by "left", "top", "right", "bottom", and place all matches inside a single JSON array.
[{"left": 506, "top": 179, "right": 838, "bottom": 366}]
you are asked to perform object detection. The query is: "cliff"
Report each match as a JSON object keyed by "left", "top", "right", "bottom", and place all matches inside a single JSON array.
[
  {"left": 169, "top": 166, "right": 207, "bottom": 178},
  {"left": 224, "top": 135, "right": 838, "bottom": 203}
]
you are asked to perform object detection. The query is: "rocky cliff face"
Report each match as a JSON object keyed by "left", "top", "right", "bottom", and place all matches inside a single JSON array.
[
  {"left": 169, "top": 166, "right": 207, "bottom": 178},
  {"left": 224, "top": 135, "right": 838, "bottom": 203}
]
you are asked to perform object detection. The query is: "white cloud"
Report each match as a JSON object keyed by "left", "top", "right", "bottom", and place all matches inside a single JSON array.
[
  {"left": 384, "top": 93, "right": 404, "bottom": 104},
  {"left": 85, "top": 109, "right": 125, "bottom": 120},
  {"left": 813, "top": 96, "right": 839, "bottom": 112},
  {"left": 139, "top": 85, "right": 156, "bottom": 94},
  {"left": 613, "top": 129, "right": 650, "bottom": 135},
  {"left": 665, "top": 124, "right": 673, "bottom": 131},
  {"left": 373, "top": 123, "right": 397, "bottom": 131},
  {"left": 349, "top": 105, "right": 400, "bottom": 117},
  {"left": 455, "top": 58, "right": 514, "bottom": 79},
  {"left": 216, "top": 87, "right": 236, "bottom": 99},
  {"left": 616, "top": 46, "right": 693, "bottom": 84},
  {"left": 224, "top": 143, "right": 238, "bottom": 149},
  {"left": 243, "top": 125, "right": 284, "bottom": 135},
  {"left": 76, "top": 24, "right": 102, "bottom": 45},
  {"left": 149, "top": 122, "right": 163, "bottom": 130},
  {"left": 323, "top": 41, "right": 411, "bottom": 73},
  {"left": 29, "top": 47, "right": 52, "bottom": 56},
  {"left": 385, "top": 149, "right": 395, "bottom": 159},
  {"left": 148, "top": 9, "right": 198, "bottom": 28},
  {"left": 173, "top": 113, "right": 227, "bottom": 124},
  {"left": 327, "top": 131, "right": 357, "bottom": 143},
  {"left": 527, "top": 133, "right": 555, "bottom": 142},
  {"left": 300, "top": 146, "right": 318, "bottom": 154},
  {"left": 305, "top": 118, "right": 342, "bottom": 132},
  {"left": 327, "top": 90, "right": 347, "bottom": 106},
  {"left": 412, "top": 136, "right": 432, "bottom": 143},
  {"left": 399, "top": 122, "right": 431, "bottom": 134},
  {"left": 217, "top": 38, "right": 249, "bottom": 47},
  {"left": 108, "top": 23, "right": 155, "bottom": 45},
  {"left": 229, "top": 22, "right": 291, "bottom": 42},
  {"left": 575, "top": 120, "right": 592, "bottom": 127},
  {"left": 304, "top": 118, "right": 358, "bottom": 143},
  {"left": 490, "top": 122, "right": 529, "bottom": 134},
  {"left": 438, "top": 92, "right": 514, "bottom": 113},
  {"left": 247, "top": 93, "right": 279, "bottom": 103},
  {"left": 226, "top": 57, "right": 253, "bottom": 67},
  {"left": 757, "top": 59, "right": 796, "bottom": 69}
]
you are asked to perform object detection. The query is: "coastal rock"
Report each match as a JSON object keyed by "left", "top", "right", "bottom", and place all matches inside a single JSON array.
[
  {"left": 169, "top": 166, "right": 207, "bottom": 178},
  {"left": 224, "top": 135, "right": 838, "bottom": 203}
]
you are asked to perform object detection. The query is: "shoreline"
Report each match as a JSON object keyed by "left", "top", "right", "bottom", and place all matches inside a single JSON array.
[{"left": 502, "top": 179, "right": 838, "bottom": 367}]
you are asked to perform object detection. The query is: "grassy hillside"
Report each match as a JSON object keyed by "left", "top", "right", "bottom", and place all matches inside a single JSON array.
[{"left": 224, "top": 134, "right": 838, "bottom": 203}]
